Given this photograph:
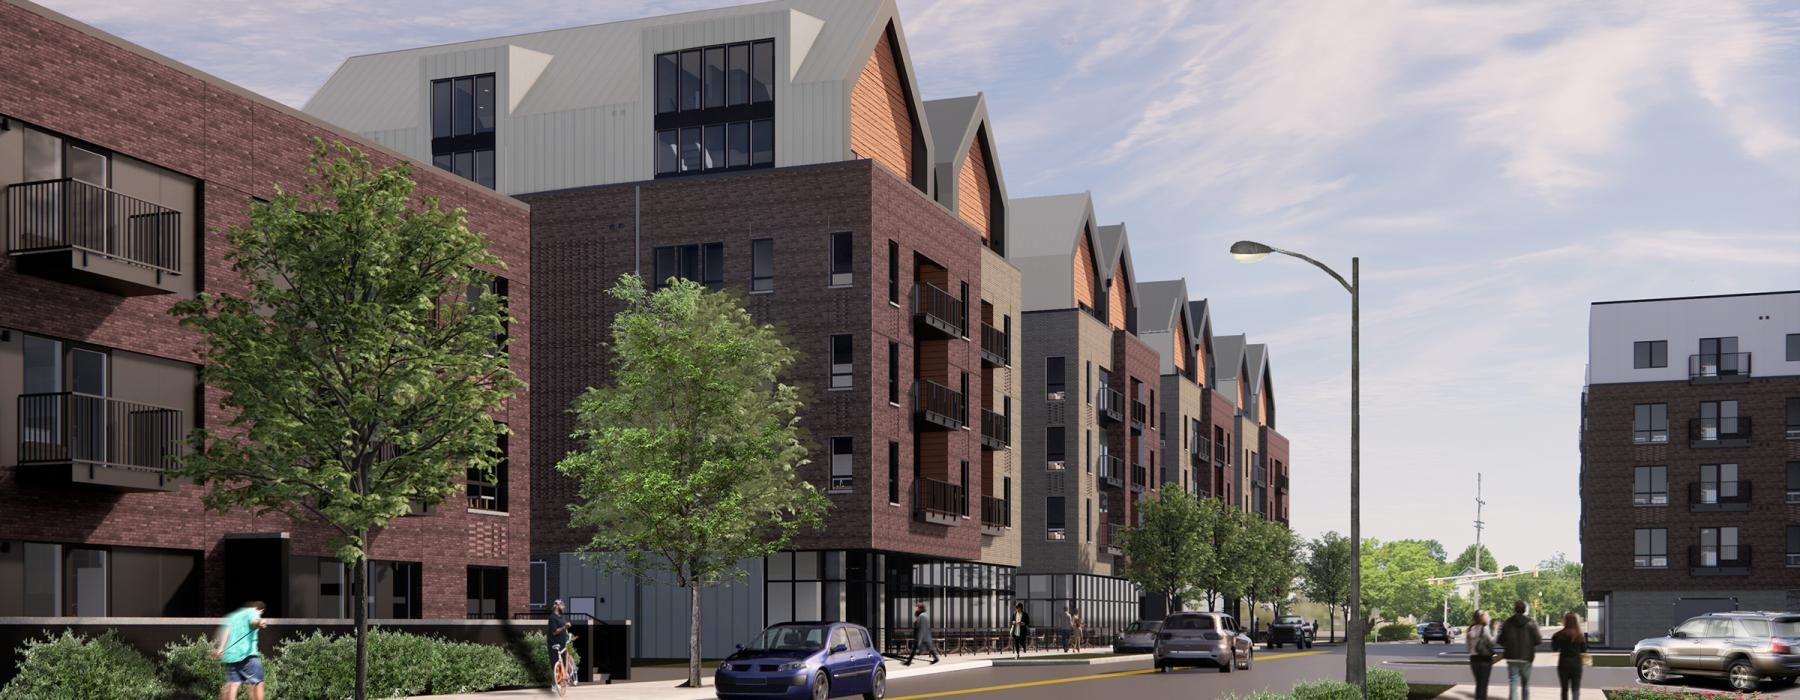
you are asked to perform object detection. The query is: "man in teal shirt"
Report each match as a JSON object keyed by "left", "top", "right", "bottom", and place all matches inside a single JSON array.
[{"left": 215, "top": 601, "right": 269, "bottom": 700}]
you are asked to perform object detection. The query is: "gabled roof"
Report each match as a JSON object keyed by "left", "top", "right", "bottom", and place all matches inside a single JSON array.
[
  {"left": 923, "top": 93, "right": 1008, "bottom": 247},
  {"left": 1190, "top": 299, "right": 1215, "bottom": 383},
  {"left": 1213, "top": 333, "right": 1249, "bottom": 398},
  {"left": 1095, "top": 223, "right": 1140, "bottom": 305},
  {"left": 1136, "top": 280, "right": 1187, "bottom": 335},
  {"left": 1009, "top": 193, "right": 1100, "bottom": 312},
  {"left": 1245, "top": 343, "right": 1275, "bottom": 428}
]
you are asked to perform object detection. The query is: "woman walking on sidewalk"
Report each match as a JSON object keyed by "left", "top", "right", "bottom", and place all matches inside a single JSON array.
[
  {"left": 1466, "top": 610, "right": 1496, "bottom": 700},
  {"left": 1010, "top": 603, "right": 1031, "bottom": 658},
  {"left": 1551, "top": 613, "right": 1588, "bottom": 700}
]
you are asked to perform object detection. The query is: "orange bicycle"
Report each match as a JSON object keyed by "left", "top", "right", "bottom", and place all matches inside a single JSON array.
[{"left": 552, "top": 634, "right": 578, "bottom": 696}]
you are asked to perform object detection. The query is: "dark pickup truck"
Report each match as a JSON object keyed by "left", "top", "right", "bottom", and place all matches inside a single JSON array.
[{"left": 1268, "top": 616, "right": 1313, "bottom": 649}]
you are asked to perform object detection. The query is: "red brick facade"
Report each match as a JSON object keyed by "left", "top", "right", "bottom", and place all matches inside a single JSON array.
[
  {"left": 1112, "top": 332, "right": 1163, "bottom": 528},
  {"left": 0, "top": 1, "right": 532, "bottom": 618},
  {"left": 1265, "top": 427, "right": 1290, "bottom": 524},
  {"left": 1207, "top": 389, "right": 1238, "bottom": 502}
]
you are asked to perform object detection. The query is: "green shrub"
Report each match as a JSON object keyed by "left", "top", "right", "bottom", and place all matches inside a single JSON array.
[
  {"left": 1367, "top": 666, "right": 1408, "bottom": 700},
  {"left": 0, "top": 629, "right": 166, "bottom": 700},
  {"left": 1292, "top": 679, "right": 1362, "bottom": 700},
  {"left": 430, "top": 639, "right": 533, "bottom": 693},
  {"left": 160, "top": 636, "right": 225, "bottom": 699},
  {"left": 366, "top": 628, "right": 435, "bottom": 698},
  {"left": 266, "top": 630, "right": 354, "bottom": 699},
  {"left": 1377, "top": 624, "right": 1417, "bottom": 642},
  {"left": 1218, "top": 692, "right": 1295, "bottom": 700}
]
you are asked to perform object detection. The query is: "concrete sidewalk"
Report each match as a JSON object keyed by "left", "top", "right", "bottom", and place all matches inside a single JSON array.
[
  {"left": 413, "top": 648, "right": 1149, "bottom": 699},
  {"left": 1433, "top": 684, "right": 1606, "bottom": 699}
]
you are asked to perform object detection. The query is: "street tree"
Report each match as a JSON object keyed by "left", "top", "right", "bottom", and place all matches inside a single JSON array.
[
  {"left": 1119, "top": 490, "right": 1215, "bottom": 615},
  {"left": 171, "top": 141, "right": 521, "bottom": 700},
  {"left": 558, "top": 275, "right": 830, "bottom": 688},
  {"left": 1303, "top": 531, "right": 1352, "bottom": 642},
  {"left": 1197, "top": 501, "right": 1251, "bottom": 611},
  {"left": 1448, "top": 543, "right": 1499, "bottom": 577},
  {"left": 1243, "top": 519, "right": 1301, "bottom": 627},
  {"left": 1359, "top": 539, "right": 1444, "bottom": 628}
]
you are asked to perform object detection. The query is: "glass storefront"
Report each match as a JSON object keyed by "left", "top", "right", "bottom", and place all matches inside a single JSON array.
[
  {"left": 1015, "top": 573, "right": 1142, "bottom": 640},
  {"left": 886, "top": 556, "right": 1015, "bottom": 644}
]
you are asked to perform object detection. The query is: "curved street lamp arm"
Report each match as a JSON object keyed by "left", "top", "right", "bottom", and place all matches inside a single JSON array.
[{"left": 1270, "top": 247, "right": 1354, "bottom": 294}]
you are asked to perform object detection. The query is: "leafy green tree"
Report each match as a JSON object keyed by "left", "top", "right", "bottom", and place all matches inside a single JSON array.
[
  {"left": 1448, "top": 544, "right": 1499, "bottom": 577},
  {"left": 558, "top": 275, "right": 830, "bottom": 688},
  {"left": 1243, "top": 520, "right": 1301, "bottom": 627},
  {"left": 171, "top": 141, "right": 521, "bottom": 700},
  {"left": 1303, "top": 531, "right": 1353, "bottom": 641},
  {"left": 1197, "top": 501, "right": 1252, "bottom": 611},
  {"left": 1359, "top": 539, "right": 1444, "bottom": 628},
  {"left": 1119, "top": 490, "right": 1215, "bottom": 615}
]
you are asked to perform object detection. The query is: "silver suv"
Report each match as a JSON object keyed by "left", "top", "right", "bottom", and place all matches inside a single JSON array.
[
  {"left": 1634, "top": 612, "right": 1800, "bottom": 691},
  {"left": 1153, "top": 611, "right": 1254, "bottom": 673}
]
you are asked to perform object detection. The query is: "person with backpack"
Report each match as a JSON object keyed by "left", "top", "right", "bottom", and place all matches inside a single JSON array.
[
  {"left": 1499, "top": 600, "right": 1544, "bottom": 700},
  {"left": 1466, "top": 610, "right": 1496, "bottom": 700}
]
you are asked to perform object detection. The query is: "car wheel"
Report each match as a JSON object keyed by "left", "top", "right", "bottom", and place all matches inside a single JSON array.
[
  {"left": 1221, "top": 653, "right": 1234, "bottom": 673},
  {"left": 1243, "top": 649, "right": 1253, "bottom": 670},
  {"left": 1728, "top": 660, "right": 1759, "bottom": 692},
  {"left": 863, "top": 665, "right": 885, "bottom": 700},
  {"left": 1636, "top": 655, "right": 1668, "bottom": 684},
  {"left": 813, "top": 672, "right": 830, "bottom": 700},
  {"left": 1155, "top": 662, "right": 1167, "bottom": 673}
]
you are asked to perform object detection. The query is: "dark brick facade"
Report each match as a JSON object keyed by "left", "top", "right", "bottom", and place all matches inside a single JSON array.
[
  {"left": 1265, "top": 427, "right": 1289, "bottom": 524},
  {"left": 0, "top": 1, "right": 532, "bottom": 618},
  {"left": 1111, "top": 331, "right": 1163, "bottom": 529}
]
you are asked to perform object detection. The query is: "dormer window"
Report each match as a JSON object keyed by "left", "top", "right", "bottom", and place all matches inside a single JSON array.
[
  {"left": 654, "top": 40, "right": 775, "bottom": 176},
  {"left": 430, "top": 73, "right": 495, "bottom": 188}
]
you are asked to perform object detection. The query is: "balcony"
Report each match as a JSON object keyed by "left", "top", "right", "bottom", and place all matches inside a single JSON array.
[
  {"left": 17, "top": 392, "right": 182, "bottom": 491},
  {"left": 980, "top": 494, "right": 1010, "bottom": 536},
  {"left": 979, "top": 322, "right": 1010, "bottom": 367},
  {"left": 1689, "top": 545, "right": 1751, "bottom": 576},
  {"left": 1130, "top": 401, "right": 1148, "bottom": 433},
  {"left": 1098, "top": 388, "right": 1124, "bottom": 423},
  {"left": 912, "top": 380, "right": 966, "bottom": 431},
  {"left": 1131, "top": 464, "right": 1147, "bottom": 493},
  {"left": 1191, "top": 436, "right": 1210, "bottom": 464},
  {"left": 6, "top": 179, "right": 183, "bottom": 296},
  {"left": 915, "top": 478, "right": 964, "bottom": 526},
  {"left": 1689, "top": 481, "right": 1752, "bottom": 513},
  {"left": 1099, "top": 454, "right": 1124, "bottom": 487},
  {"left": 1103, "top": 523, "right": 1124, "bottom": 557},
  {"left": 1689, "top": 417, "right": 1751, "bottom": 448},
  {"left": 980, "top": 408, "right": 1009, "bottom": 450},
  {"left": 912, "top": 282, "right": 965, "bottom": 339},
  {"left": 1689, "top": 353, "right": 1752, "bottom": 384}
]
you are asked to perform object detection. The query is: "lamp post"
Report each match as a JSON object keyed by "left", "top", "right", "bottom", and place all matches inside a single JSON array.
[{"left": 1229, "top": 240, "right": 1362, "bottom": 694}]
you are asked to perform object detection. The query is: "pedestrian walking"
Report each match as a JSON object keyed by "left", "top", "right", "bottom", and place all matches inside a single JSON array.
[
  {"left": 1071, "top": 607, "right": 1086, "bottom": 652},
  {"left": 1499, "top": 600, "right": 1543, "bottom": 700},
  {"left": 1010, "top": 603, "right": 1031, "bottom": 658},
  {"left": 1059, "top": 605, "right": 1074, "bottom": 652},
  {"left": 902, "top": 602, "right": 939, "bottom": 666},
  {"left": 1551, "top": 613, "right": 1588, "bottom": 700},
  {"left": 1467, "top": 610, "right": 1496, "bottom": 700},
  {"left": 214, "top": 600, "right": 269, "bottom": 700}
]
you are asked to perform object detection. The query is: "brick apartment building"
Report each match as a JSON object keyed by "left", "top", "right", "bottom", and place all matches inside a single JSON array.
[
  {"left": 1581, "top": 291, "right": 1800, "bottom": 645},
  {"left": 306, "top": 0, "right": 1027, "bottom": 655},
  {"left": 0, "top": 0, "right": 532, "bottom": 621}
]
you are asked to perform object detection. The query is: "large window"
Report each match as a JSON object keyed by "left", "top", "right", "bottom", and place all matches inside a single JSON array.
[
  {"left": 1788, "top": 526, "right": 1800, "bottom": 567},
  {"left": 1789, "top": 333, "right": 1800, "bottom": 362},
  {"left": 466, "top": 566, "right": 507, "bottom": 619},
  {"left": 1633, "top": 340, "right": 1667, "bottom": 369},
  {"left": 1633, "top": 403, "right": 1668, "bottom": 444},
  {"left": 1046, "top": 427, "right": 1066, "bottom": 470},
  {"left": 653, "top": 243, "right": 724, "bottom": 290},
  {"left": 1633, "top": 528, "right": 1667, "bottom": 568},
  {"left": 1045, "top": 357, "right": 1066, "bottom": 400},
  {"left": 1786, "top": 397, "right": 1799, "bottom": 439},
  {"left": 830, "top": 232, "right": 853, "bottom": 287},
  {"left": 1787, "top": 462, "right": 1800, "bottom": 504},
  {"left": 1633, "top": 466, "right": 1667, "bottom": 506},
  {"left": 467, "top": 430, "right": 508, "bottom": 512},
  {"left": 1046, "top": 497, "right": 1066, "bottom": 540},
  {"left": 654, "top": 39, "right": 775, "bottom": 176},
  {"left": 1697, "top": 336, "right": 1742, "bottom": 377},
  {"left": 530, "top": 560, "right": 549, "bottom": 609},
  {"left": 430, "top": 73, "right": 496, "bottom": 187},
  {"left": 1698, "top": 527, "right": 1740, "bottom": 567},
  {"left": 1698, "top": 400, "right": 1740, "bottom": 440},
  {"left": 1698, "top": 463, "right": 1739, "bottom": 504},
  {"left": 830, "top": 437, "right": 853, "bottom": 491},
  {"left": 751, "top": 238, "right": 774, "bottom": 292},
  {"left": 830, "top": 335, "right": 853, "bottom": 390}
]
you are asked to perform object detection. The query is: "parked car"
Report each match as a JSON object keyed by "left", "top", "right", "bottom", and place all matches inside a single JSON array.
[
  {"left": 1633, "top": 611, "right": 1800, "bottom": 692},
  {"left": 1114, "top": 620, "right": 1163, "bottom": 653},
  {"left": 716, "top": 622, "right": 886, "bottom": 700},
  {"left": 1154, "top": 611, "right": 1255, "bottom": 673},
  {"left": 1421, "top": 621, "right": 1452, "bottom": 644},
  {"left": 1268, "top": 616, "right": 1313, "bottom": 649}
]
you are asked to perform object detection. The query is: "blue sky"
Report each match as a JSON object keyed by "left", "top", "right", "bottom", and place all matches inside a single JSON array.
[{"left": 45, "top": 0, "right": 1800, "bottom": 568}]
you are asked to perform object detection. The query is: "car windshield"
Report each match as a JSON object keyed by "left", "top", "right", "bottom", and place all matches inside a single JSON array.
[
  {"left": 1125, "top": 621, "right": 1162, "bottom": 633},
  {"left": 1278, "top": 617, "right": 1304, "bottom": 625},
  {"left": 745, "top": 624, "right": 829, "bottom": 652},
  {"left": 1163, "top": 615, "right": 1216, "bottom": 630}
]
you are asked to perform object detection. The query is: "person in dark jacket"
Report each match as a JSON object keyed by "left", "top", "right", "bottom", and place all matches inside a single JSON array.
[
  {"left": 1550, "top": 613, "right": 1587, "bottom": 700},
  {"left": 1010, "top": 603, "right": 1031, "bottom": 658},
  {"left": 1466, "top": 610, "right": 1496, "bottom": 700},
  {"left": 902, "top": 602, "right": 939, "bottom": 666},
  {"left": 1499, "top": 600, "right": 1543, "bottom": 700}
]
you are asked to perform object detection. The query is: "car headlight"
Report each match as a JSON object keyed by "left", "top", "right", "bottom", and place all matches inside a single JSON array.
[{"left": 777, "top": 661, "right": 806, "bottom": 672}]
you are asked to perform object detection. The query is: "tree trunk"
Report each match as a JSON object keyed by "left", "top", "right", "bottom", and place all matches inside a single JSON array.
[
  {"left": 1329, "top": 604, "right": 1337, "bottom": 643},
  {"left": 687, "top": 584, "right": 703, "bottom": 688},
  {"left": 353, "top": 546, "right": 369, "bottom": 700}
]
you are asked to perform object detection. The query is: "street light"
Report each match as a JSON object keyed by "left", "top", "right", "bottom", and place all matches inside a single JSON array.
[{"left": 1229, "top": 240, "right": 1362, "bottom": 694}]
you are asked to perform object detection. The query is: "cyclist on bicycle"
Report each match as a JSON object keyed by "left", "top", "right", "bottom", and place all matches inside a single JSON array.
[{"left": 548, "top": 599, "right": 576, "bottom": 687}]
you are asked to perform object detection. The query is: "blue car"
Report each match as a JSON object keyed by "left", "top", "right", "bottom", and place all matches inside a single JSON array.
[{"left": 716, "top": 621, "right": 886, "bottom": 700}]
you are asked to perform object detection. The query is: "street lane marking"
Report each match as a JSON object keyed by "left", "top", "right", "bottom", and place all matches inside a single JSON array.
[{"left": 887, "top": 650, "right": 1328, "bottom": 699}]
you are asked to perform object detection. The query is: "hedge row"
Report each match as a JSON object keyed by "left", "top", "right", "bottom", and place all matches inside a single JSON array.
[
  {"left": 1220, "top": 667, "right": 1409, "bottom": 700},
  {"left": 0, "top": 628, "right": 556, "bottom": 700}
]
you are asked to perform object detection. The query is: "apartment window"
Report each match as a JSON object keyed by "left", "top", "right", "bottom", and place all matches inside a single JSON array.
[
  {"left": 1789, "top": 333, "right": 1800, "bottom": 362},
  {"left": 1696, "top": 336, "right": 1742, "bottom": 377},
  {"left": 1698, "top": 400, "right": 1740, "bottom": 439},
  {"left": 466, "top": 566, "right": 507, "bottom": 619},
  {"left": 1698, "top": 527, "right": 1740, "bottom": 567},
  {"left": 829, "top": 437, "right": 853, "bottom": 491},
  {"left": 529, "top": 560, "right": 549, "bottom": 608},
  {"left": 887, "top": 342, "right": 900, "bottom": 405},
  {"left": 1633, "top": 466, "right": 1667, "bottom": 506},
  {"left": 887, "top": 241, "right": 899, "bottom": 303},
  {"left": 1633, "top": 403, "right": 1668, "bottom": 444},
  {"left": 1085, "top": 499, "right": 1093, "bottom": 543},
  {"left": 430, "top": 73, "right": 496, "bottom": 188},
  {"left": 1787, "top": 462, "right": 1799, "bottom": 504},
  {"left": 1633, "top": 528, "right": 1667, "bottom": 568},
  {"left": 1698, "top": 463, "right": 1740, "bottom": 504},
  {"left": 888, "top": 442, "right": 900, "bottom": 505},
  {"left": 1046, "top": 497, "right": 1066, "bottom": 540},
  {"left": 1789, "top": 526, "right": 1800, "bottom": 567},
  {"left": 467, "top": 431, "right": 508, "bottom": 512},
  {"left": 1046, "top": 357, "right": 1066, "bottom": 400},
  {"left": 751, "top": 238, "right": 774, "bottom": 292},
  {"left": 1085, "top": 362, "right": 1093, "bottom": 403},
  {"left": 652, "top": 243, "right": 724, "bottom": 290},
  {"left": 1046, "top": 427, "right": 1066, "bottom": 470},
  {"left": 829, "top": 232, "right": 853, "bottom": 287},
  {"left": 654, "top": 39, "right": 775, "bottom": 176},
  {"left": 829, "top": 335, "right": 853, "bottom": 390},
  {"left": 1633, "top": 340, "right": 1667, "bottom": 369},
  {"left": 1786, "top": 397, "right": 1800, "bottom": 439}
]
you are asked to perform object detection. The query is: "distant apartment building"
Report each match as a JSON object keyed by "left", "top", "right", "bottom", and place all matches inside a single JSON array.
[
  {"left": 1581, "top": 291, "right": 1800, "bottom": 646},
  {"left": 1211, "top": 335, "right": 1287, "bottom": 520},
  {"left": 0, "top": 0, "right": 532, "bottom": 621},
  {"left": 307, "top": 0, "right": 1025, "bottom": 654}
]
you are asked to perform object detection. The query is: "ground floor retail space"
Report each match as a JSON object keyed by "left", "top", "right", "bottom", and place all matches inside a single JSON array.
[{"left": 1587, "top": 588, "right": 1800, "bottom": 646}]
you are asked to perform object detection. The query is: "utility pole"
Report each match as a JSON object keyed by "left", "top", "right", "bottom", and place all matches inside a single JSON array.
[{"left": 1473, "top": 473, "right": 1486, "bottom": 611}]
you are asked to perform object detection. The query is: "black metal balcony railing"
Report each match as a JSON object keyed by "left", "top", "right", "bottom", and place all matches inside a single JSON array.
[
  {"left": 980, "top": 495, "right": 1010, "bottom": 530},
  {"left": 1191, "top": 435, "right": 1210, "bottom": 463},
  {"left": 980, "top": 408, "right": 1009, "bottom": 450},
  {"left": 912, "top": 282, "right": 965, "bottom": 338},
  {"left": 1131, "top": 464, "right": 1148, "bottom": 493},
  {"left": 1099, "top": 455, "right": 1124, "bottom": 487},
  {"left": 6, "top": 178, "right": 182, "bottom": 273},
  {"left": 912, "top": 380, "right": 966, "bottom": 431},
  {"left": 18, "top": 392, "right": 182, "bottom": 475},
  {"left": 1689, "top": 480, "right": 1752, "bottom": 511},
  {"left": 1689, "top": 352, "right": 1752, "bottom": 382},
  {"left": 1689, "top": 545, "right": 1751, "bottom": 574},
  {"left": 916, "top": 478, "right": 964, "bottom": 521},
  {"left": 1130, "top": 401, "right": 1147, "bottom": 433},
  {"left": 1098, "top": 388, "right": 1124, "bottom": 423},
  {"left": 1689, "top": 417, "right": 1751, "bottom": 446},
  {"left": 1103, "top": 523, "right": 1124, "bottom": 556},
  {"left": 979, "top": 322, "right": 1010, "bottom": 367}
]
